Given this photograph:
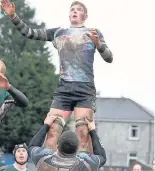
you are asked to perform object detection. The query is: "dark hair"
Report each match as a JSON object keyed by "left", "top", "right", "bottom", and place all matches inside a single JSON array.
[
  {"left": 70, "top": 1, "right": 87, "bottom": 14},
  {"left": 58, "top": 131, "right": 79, "bottom": 156}
]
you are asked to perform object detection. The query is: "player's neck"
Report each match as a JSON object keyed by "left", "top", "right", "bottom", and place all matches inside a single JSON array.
[
  {"left": 70, "top": 23, "right": 85, "bottom": 28},
  {"left": 14, "top": 162, "right": 27, "bottom": 170}
]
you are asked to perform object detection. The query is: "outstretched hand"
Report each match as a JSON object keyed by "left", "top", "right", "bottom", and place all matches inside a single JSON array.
[
  {"left": 0, "top": 0, "right": 16, "bottom": 17},
  {"left": 0, "top": 73, "right": 11, "bottom": 90}
]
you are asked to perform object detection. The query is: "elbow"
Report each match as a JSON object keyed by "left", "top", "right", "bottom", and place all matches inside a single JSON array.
[
  {"left": 101, "top": 49, "right": 113, "bottom": 63},
  {"left": 100, "top": 149, "right": 107, "bottom": 166},
  {"left": 105, "top": 51, "right": 113, "bottom": 63},
  {"left": 23, "top": 96, "right": 29, "bottom": 107},
  {"left": 103, "top": 156, "right": 107, "bottom": 165},
  {"left": 28, "top": 146, "right": 31, "bottom": 157},
  {"left": 100, "top": 155, "right": 107, "bottom": 167},
  {"left": 23, "top": 98, "right": 29, "bottom": 107},
  {"left": 28, "top": 145, "right": 34, "bottom": 157},
  {"left": 16, "top": 98, "right": 29, "bottom": 108},
  {"left": 104, "top": 55, "right": 113, "bottom": 63}
]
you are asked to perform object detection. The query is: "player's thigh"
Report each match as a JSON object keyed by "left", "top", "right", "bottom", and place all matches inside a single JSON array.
[
  {"left": 50, "top": 79, "right": 74, "bottom": 121},
  {"left": 74, "top": 107, "right": 94, "bottom": 121},
  {"left": 74, "top": 81, "right": 96, "bottom": 117},
  {"left": 49, "top": 108, "right": 72, "bottom": 122}
]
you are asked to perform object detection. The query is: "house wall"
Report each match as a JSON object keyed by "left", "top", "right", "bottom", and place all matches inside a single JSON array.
[{"left": 96, "top": 121, "right": 154, "bottom": 167}]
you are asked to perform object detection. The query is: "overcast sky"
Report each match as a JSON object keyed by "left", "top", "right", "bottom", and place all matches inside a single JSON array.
[{"left": 26, "top": 0, "right": 155, "bottom": 113}]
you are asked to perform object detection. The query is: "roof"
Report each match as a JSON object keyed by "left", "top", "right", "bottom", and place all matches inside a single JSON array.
[{"left": 95, "top": 97, "right": 154, "bottom": 122}]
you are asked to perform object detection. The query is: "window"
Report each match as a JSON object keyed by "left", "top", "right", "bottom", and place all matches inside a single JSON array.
[
  {"left": 129, "top": 153, "right": 137, "bottom": 158},
  {"left": 129, "top": 125, "right": 140, "bottom": 140},
  {"left": 127, "top": 152, "right": 137, "bottom": 166}
]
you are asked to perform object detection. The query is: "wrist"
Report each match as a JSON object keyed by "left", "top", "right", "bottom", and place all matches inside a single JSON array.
[
  {"left": 10, "top": 12, "right": 16, "bottom": 19},
  {"left": 96, "top": 41, "right": 102, "bottom": 49},
  {"left": 97, "top": 43, "right": 105, "bottom": 53},
  {"left": 6, "top": 84, "right": 12, "bottom": 91},
  {"left": 44, "top": 122, "right": 50, "bottom": 125},
  {"left": 43, "top": 124, "right": 50, "bottom": 130},
  {"left": 89, "top": 128, "right": 96, "bottom": 132},
  {"left": 44, "top": 123, "right": 51, "bottom": 127}
]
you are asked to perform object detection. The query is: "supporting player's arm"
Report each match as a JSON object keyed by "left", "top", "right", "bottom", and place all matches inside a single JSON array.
[
  {"left": 89, "top": 130, "right": 107, "bottom": 166},
  {"left": 28, "top": 115, "right": 57, "bottom": 165},
  {"left": 7, "top": 85, "right": 29, "bottom": 107},
  {"left": 86, "top": 118, "right": 107, "bottom": 168},
  {"left": 29, "top": 124, "right": 50, "bottom": 151}
]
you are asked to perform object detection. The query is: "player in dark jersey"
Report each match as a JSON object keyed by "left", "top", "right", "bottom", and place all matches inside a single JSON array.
[
  {"left": 1, "top": 0, "right": 113, "bottom": 152},
  {"left": 0, "top": 60, "right": 29, "bottom": 121},
  {"left": 0, "top": 144, "right": 31, "bottom": 171},
  {"left": 28, "top": 114, "right": 106, "bottom": 171}
]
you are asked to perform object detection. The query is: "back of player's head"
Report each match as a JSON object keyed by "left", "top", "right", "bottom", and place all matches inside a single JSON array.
[{"left": 58, "top": 131, "right": 79, "bottom": 156}]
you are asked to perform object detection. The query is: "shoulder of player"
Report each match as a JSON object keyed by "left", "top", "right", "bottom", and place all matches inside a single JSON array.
[
  {"left": 77, "top": 152, "right": 92, "bottom": 160},
  {"left": 5, "top": 90, "right": 11, "bottom": 97},
  {"left": 0, "top": 88, "right": 11, "bottom": 97},
  {"left": 77, "top": 152, "right": 99, "bottom": 163},
  {"left": 0, "top": 89, "right": 6, "bottom": 94},
  {"left": 3, "top": 90, "right": 12, "bottom": 101}
]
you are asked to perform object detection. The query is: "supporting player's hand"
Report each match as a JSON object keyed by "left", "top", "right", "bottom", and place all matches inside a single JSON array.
[
  {"left": 0, "top": 73, "right": 11, "bottom": 90},
  {"left": 0, "top": 0, "right": 16, "bottom": 17},
  {"left": 85, "top": 117, "right": 96, "bottom": 131},
  {"left": 44, "top": 113, "right": 57, "bottom": 126},
  {"left": 87, "top": 28, "right": 102, "bottom": 49}
]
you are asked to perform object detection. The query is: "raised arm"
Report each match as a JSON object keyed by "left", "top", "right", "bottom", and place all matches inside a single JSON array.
[
  {"left": 28, "top": 114, "right": 57, "bottom": 165},
  {"left": 7, "top": 85, "right": 29, "bottom": 107},
  {"left": 0, "top": 73, "right": 29, "bottom": 107},
  {"left": 0, "top": 80, "right": 29, "bottom": 121},
  {"left": 1, "top": 0, "right": 59, "bottom": 41}
]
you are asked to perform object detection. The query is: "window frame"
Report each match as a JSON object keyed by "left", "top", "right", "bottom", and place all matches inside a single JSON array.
[{"left": 128, "top": 124, "right": 140, "bottom": 140}]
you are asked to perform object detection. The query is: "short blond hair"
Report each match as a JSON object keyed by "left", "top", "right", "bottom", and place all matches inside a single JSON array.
[
  {"left": 0, "top": 60, "right": 6, "bottom": 74},
  {"left": 70, "top": 1, "right": 87, "bottom": 14}
]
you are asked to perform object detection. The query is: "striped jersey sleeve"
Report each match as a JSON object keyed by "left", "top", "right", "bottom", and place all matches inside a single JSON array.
[
  {"left": 11, "top": 14, "right": 59, "bottom": 41},
  {"left": 96, "top": 29, "right": 113, "bottom": 62}
]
